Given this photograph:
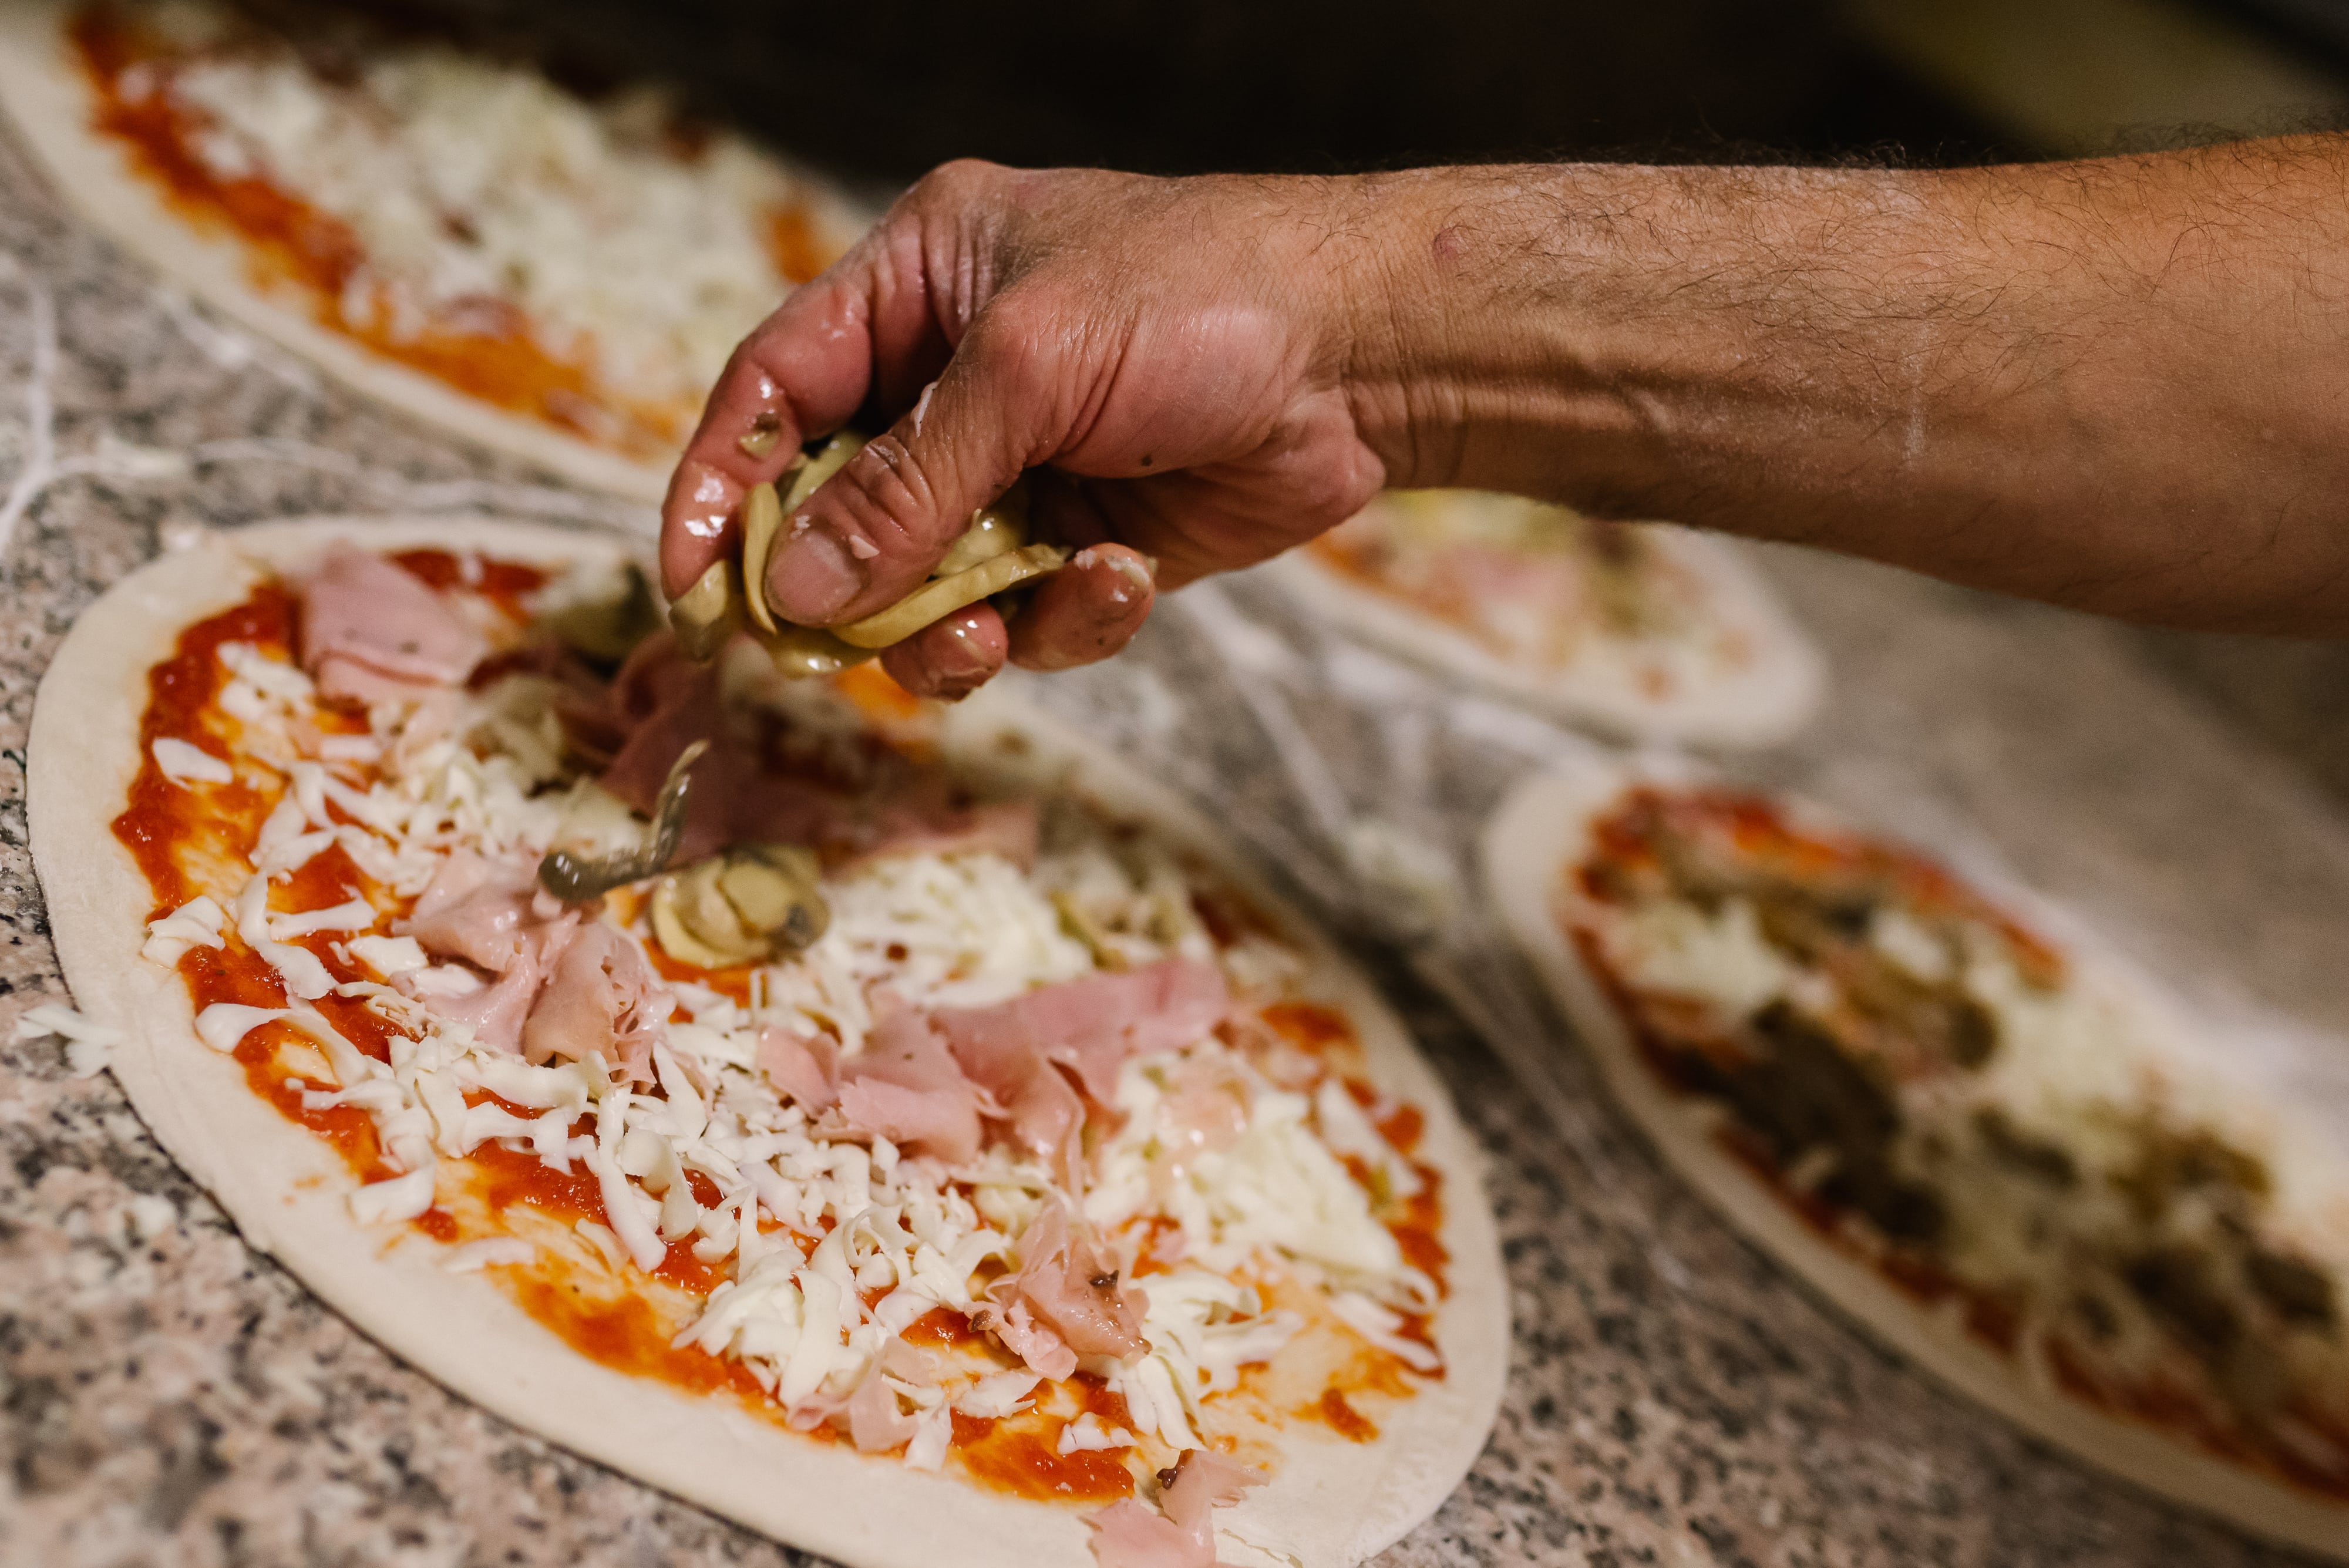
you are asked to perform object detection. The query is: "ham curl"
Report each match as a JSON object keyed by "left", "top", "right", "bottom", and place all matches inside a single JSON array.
[
  {"left": 833, "top": 995, "right": 992, "bottom": 1165},
  {"left": 938, "top": 1005, "right": 1086, "bottom": 1193},
  {"left": 521, "top": 922, "right": 667, "bottom": 1081},
  {"left": 938, "top": 958, "right": 1230, "bottom": 1104},
  {"left": 1085, "top": 1450, "right": 1266, "bottom": 1568},
  {"left": 988, "top": 1197, "right": 1145, "bottom": 1381},
  {"left": 398, "top": 852, "right": 542, "bottom": 973},
  {"left": 590, "top": 634, "right": 1042, "bottom": 868},
  {"left": 395, "top": 852, "right": 666, "bottom": 1080},
  {"left": 298, "top": 544, "right": 485, "bottom": 702},
  {"left": 756, "top": 1026, "right": 839, "bottom": 1111}
]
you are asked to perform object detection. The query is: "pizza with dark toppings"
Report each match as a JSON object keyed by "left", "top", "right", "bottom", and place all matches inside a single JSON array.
[{"left": 1487, "top": 754, "right": 2349, "bottom": 1560}]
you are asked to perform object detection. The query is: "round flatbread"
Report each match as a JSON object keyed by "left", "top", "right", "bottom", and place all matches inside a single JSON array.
[
  {"left": 0, "top": 0, "right": 871, "bottom": 503},
  {"left": 1485, "top": 751, "right": 2349, "bottom": 1561},
  {"left": 30, "top": 516, "right": 1507, "bottom": 1568},
  {"left": 1267, "top": 492, "right": 1823, "bottom": 748}
]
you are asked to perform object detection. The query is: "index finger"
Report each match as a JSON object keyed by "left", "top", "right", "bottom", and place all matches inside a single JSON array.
[
  {"left": 659, "top": 272, "right": 871, "bottom": 598},
  {"left": 659, "top": 212, "right": 967, "bottom": 598}
]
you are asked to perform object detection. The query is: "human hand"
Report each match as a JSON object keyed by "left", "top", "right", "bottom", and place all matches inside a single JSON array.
[{"left": 659, "top": 160, "right": 1401, "bottom": 698}]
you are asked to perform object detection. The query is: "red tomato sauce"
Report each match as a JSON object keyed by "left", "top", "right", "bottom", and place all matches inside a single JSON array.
[
  {"left": 66, "top": 5, "right": 824, "bottom": 461},
  {"left": 1567, "top": 836, "right": 2349, "bottom": 1502}
]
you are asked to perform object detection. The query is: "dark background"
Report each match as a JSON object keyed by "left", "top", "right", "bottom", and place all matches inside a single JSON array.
[{"left": 361, "top": 0, "right": 2020, "bottom": 180}]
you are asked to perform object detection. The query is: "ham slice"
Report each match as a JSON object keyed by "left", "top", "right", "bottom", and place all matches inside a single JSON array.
[
  {"left": 298, "top": 544, "right": 485, "bottom": 702},
  {"left": 844, "top": 1363, "right": 920, "bottom": 1453},
  {"left": 755, "top": 1026, "right": 839, "bottom": 1111},
  {"left": 938, "top": 958, "right": 1230, "bottom": 1105},
  {"left": 988, "top": 1197, "right": 1145, "bottom": 1381},
  {"left": 419, "top": 920, "right": 571, "bottom": 1054},
  {"left": 833, "top": 995, "right": 992, "bottom": 1165},
  {"left": 939, "top": 1005, "right": 1086, "bottom": 1192},
  {"left": 990, "top": 1296, "right": 1077, "bottom": 1382},
  {"left": 398, "top": 852, "right": 542, "bottom": 972},
  {"left": 521, "top": 922, "right": 667, "bottom": 1081},
  {"left": 1085, "top": 1450, "right": 1266, "bottom": 1568}
]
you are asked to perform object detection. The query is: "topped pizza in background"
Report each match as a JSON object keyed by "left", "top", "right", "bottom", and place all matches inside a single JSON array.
[
  {"left": 28, "top": 519, "right": 1507, "bottom": 1568},
  {"left": 0, "top": 0, "right": 870, "bottom": 499},
  {"left": 1486, "top": 752, "right": 2349, "bottom": 1562},
  {"left": 1273, "top": 489, "right": 1825, "bottom": 749}
]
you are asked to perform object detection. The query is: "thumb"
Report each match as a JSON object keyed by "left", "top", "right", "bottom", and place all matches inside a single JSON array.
[{"left": 762, "top": 345, "right": 1056, "bottom": 627}]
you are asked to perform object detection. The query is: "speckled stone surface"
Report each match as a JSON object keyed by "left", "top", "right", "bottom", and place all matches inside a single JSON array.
[{"left": 0, "top": 112, "right": 2340, "bottom": 1568}]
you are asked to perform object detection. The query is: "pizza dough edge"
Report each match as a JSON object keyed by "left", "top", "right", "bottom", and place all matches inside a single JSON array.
[
  {"left": 27, "top": 514, "right": 1510, "bottom": 1568},
  {"left": 1480, "top": 754, "right": 2349, "bottom": 1563}
]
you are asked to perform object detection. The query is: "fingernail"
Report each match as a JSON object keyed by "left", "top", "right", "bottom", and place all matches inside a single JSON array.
[
  {"left": 935, "top": 613, "right": 995, "bottom": 677},
  {"left": 768, "top": 527, "right": 863, "bottom": 623}
]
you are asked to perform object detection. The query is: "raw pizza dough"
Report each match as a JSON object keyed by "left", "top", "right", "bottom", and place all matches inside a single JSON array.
[
  {"left": 1268, "top": 507, "right": 1823, "bottom": 749},
  {"left": 1483, "top": 751, "right": 2349, "bottom": 1562},
  {"left": 0, "top": 0, "right": 870, "bottom": 504},
  {"left": 29, "top": 516, "right": 1509, "bottom": 1568}
]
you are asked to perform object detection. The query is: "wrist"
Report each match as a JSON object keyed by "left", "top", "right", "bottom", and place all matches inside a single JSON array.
[{"left": 1325, "top": 166, "right": 1645, "bottom": 497}]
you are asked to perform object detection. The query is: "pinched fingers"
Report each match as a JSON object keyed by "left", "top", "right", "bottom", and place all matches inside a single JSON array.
[{"left": 761, "top": 317, "right": 1064, "bottom": 627}]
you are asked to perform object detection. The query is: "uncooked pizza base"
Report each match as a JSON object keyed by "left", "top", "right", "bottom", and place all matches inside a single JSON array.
[
  {"left": 29, "top": 516, "right": 1509, "bottom": 1568},
  {"left": 1482, "top": 753, "right": 2349, "bottom": 1563},
  {"left": 0, "top": 0, "right": 870, "bottom": 505},
  {"left": 1267, "top": 524, "right": 1823, "bottom": 749}
]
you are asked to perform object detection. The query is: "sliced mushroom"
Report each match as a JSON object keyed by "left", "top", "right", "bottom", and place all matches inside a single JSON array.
[
  {"left": 669, "top": 558, "right": 742, "bottom": 662},
  {"left": 673, "top": 428, "right": 1066, "bottom": 675},
  {"left": 755, "top": 621, "right": 877, "bottom": 679},
  {"left": 651, "top": 843, "right": 829, "bottom": 968},
  {"left": 536, "top": 739, "right": 708, "bottom": 903},
  {"left": 833, "top": 542, "right": 1069, "bottom": 649}
]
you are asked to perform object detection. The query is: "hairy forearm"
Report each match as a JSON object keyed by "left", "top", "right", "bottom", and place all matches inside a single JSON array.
[{"left": 1342, "top": 141, "right": 2349, "bottom": 632}]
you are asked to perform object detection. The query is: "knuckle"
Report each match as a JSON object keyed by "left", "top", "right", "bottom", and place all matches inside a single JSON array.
[{"left": 830, "top": 433, "right": 950, "bottom": 555}]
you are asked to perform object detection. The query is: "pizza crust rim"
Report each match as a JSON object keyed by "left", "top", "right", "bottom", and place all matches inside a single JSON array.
[
  {"left": 1263, "top": 519, "right": 1825, "bottom": 750},
  {"left": 28, "top": 514, "right": 1510, "bottom": 1568},
  {"left": 0, "top": 0, "right": 872, "bottom": 506},
  {"left": 1482, "top": 753, "right": 2349, "bottom": 1563}
]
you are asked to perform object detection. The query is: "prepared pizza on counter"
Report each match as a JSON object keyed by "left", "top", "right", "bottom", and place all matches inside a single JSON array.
[
  {"left": 0, "top": 0, "right": 867, "bottom": 498},
  {"left": 1271, "top": 489, "right": 1822, "bottom": 748},
  {"left": 29, "top": 520, "right": 1505, "bottom": 1568},
  {"left": 1488, "top": 754, "right": 2349, "bottom": 1562}
]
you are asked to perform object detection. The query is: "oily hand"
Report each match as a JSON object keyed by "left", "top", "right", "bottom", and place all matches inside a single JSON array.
[{"left": 659, "top": 161, "right": 1392, "bottom": 698}]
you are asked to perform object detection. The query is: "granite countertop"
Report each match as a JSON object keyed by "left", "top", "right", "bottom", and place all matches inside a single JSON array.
[{"left": 0, "top": 116, "right": 2341, "bottom": 1567}]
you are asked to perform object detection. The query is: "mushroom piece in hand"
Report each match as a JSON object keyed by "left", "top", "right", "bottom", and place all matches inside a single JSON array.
[{"left": 668, "top": 430, "right": 1062, "bottom": 675}]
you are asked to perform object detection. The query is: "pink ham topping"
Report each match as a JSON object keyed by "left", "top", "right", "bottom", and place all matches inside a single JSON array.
[
  {"left": 590, "top": 633, "right": 1041, "bottom": 866},
  {"left": 989, "top": 1197, "right": 1146, "bottom": 1382},
  {"left": 398, "top": 852, "right": 542, "bottom": 973},
  {"left": 395, "top": 852, "right": 668, "bottom": 1080},
  {"left": 755, "top": 1027, "right": 839, "bottom": 1112},
  {"left": 939, "top": 1005, "right": 1087, "bottom": 1193},
  {"left": 832, "top": 995, "right": 994, "bottom": 1165},
  {"left": 297, "top": 543, "right": 486, "bottom": 702},
  {"left": 521, "top": 923, "right": 665, "bottom": 1079},
  {"left": 1085, "top": 1450, "right": 1266, "bottom": 1568},
  {"left": 938, "top": 958, "right": 1230, "bottom": 1104}
]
